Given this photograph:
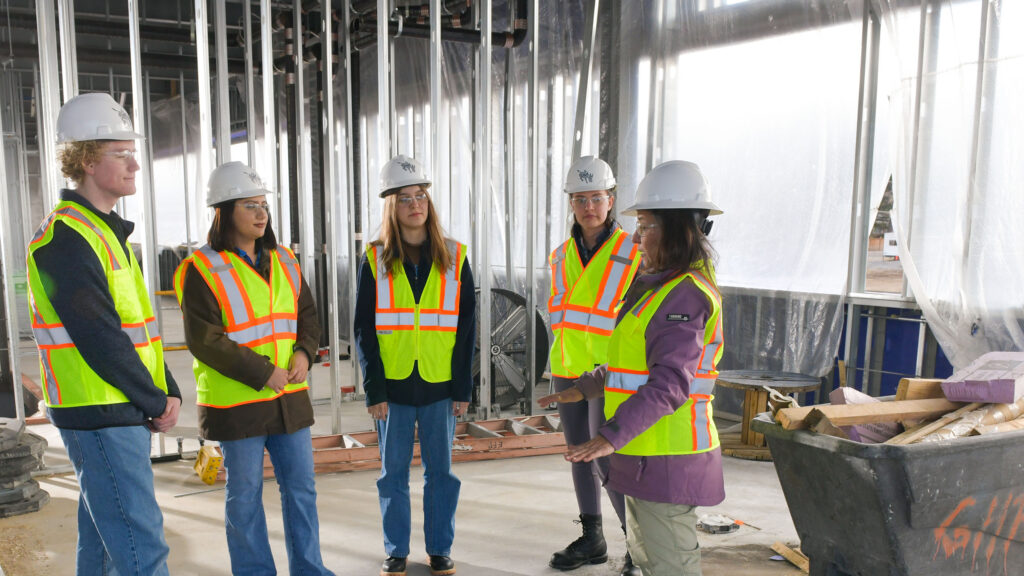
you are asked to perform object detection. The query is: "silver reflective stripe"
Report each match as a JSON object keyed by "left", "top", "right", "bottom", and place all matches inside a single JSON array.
[
  {"left": 692, "top": 378, "right": 717, "bottom": 396},
  {"left": 375, "top": 311, "right": 415, "bottom": 327},
  {"left": 32, "top": 325, "right": 73, "bottom": 347},
  {"left": 273, "top": 318, "right": 297, "bottom": 334},
  {"left": 56, "top": 207, "right": 123, "bottom": 271},
  {"left": 374, "top": 250, "right": 392, "bottom": 309},
  {"left": 31, "top": 212, "right": 58, "bottom": 243},
  {"left": 146, "top": 318, "right": 160, "bottom": 340},
  {"left": 420, "top": 313, "right": 458, "bottom": 329},
  {"left": 550, "top": 241, "right": 570, "bottom": 308},
  {"left": 561, "top": 309, "right": 616, "bottom": 332},
  {"left": 275, "top": 247, "right": 301, "bottom": 296},
  {"left": 41, "top": 350, "right": 59, "bottom": 403},
  {"left": 122, "top": 325, "right": 149, "bottom": 346},
  {"left": 440, "top": 265, "right": 459, "bottom": 312},
  {"left": 200, "top": 246, "right": 251, "bottom": 325},
  {"left": 632, "top": 291, "right": 657, "bottom": 317},
  {"left": 607, "top": 371, "right": 648, "bottom": 392},
  {"left": 595, "top": 236, "right": 636, "bottom": 312},
  {"left": 227, "top": 322, "right": 274, "bottom": 345},
  {"left": 693, "top": 397, "right": 712, "bottom": 449},
  {"left": 549, "top": 310, "right": 564, "bottom": 326}
]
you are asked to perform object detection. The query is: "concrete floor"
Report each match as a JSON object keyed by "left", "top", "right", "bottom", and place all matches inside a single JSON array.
[{"left": 1, "top": 303, "right": 802, "bottom": 575}]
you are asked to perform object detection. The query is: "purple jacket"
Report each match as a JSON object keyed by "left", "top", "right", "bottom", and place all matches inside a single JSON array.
[{"left": 576, "top": 268, "right": 726, "bottom": 506}]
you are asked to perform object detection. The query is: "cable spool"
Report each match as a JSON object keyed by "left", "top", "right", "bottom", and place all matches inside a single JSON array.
[{"left": 697, "top": 514, "right": 740, "bottom": 535}]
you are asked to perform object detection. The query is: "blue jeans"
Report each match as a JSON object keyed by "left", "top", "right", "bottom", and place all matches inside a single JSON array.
[
  {"left": 59, "top": 425, "right": 170, "bottom": 576},
  {"left": 219, "top": 427, "right": 333, "bottom": 576},
  {"left": 376, "top": 398, "right": 460, "bottom": 558}
]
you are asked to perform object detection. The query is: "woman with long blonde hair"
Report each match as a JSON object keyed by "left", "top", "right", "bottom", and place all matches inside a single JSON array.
[{"left": 354, "top": 155, "right": 476, "bottom": 576}]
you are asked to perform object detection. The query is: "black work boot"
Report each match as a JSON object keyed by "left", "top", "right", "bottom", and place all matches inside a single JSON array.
[
  {"left": 621, "top": 550, "right": 642, "bottom": 576},
  {"left": 549, "top": 514, "right": 608, "bottom": 570},
  {"left": 427, "top": 555, "right": 456, "bottom": 575},
  {"left": 380, "top": 556, "right": 407, "bottom": 576}
]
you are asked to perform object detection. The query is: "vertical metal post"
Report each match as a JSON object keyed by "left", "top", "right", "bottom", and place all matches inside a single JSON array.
[
  {"left": 179, "top": 71, "right": 194, "bottom": 253},
  {"left": 128, "top": 0, "right": 160, "bottom": 311},
  {"left": 478, "top": 0, "right": 493, "bottom": 418},
  {"left": 378, "top": 0, "right": 392, "bottom": 163},
  {"left": 862, "top": 312, "right": 874, "bottom": 392},
  {"left": 244, "top": 0, "right": 258, "bottom": 167},
  {"left": 261, "top": 0, "right": 279, "bottom": 220},
  {"left": 503, "top": 56, "right": 514, "bottom": 291},
  {"left": 343, "top": 0, "right": 363, "bottom": 397},
  {"left": 915, "top": 321, "right": 927, "bottom": 377},
  {"left": 0, "top": 96, "right": 24, "bottom": 424},
  {"left": 195, "top": 0, "right": 215, "bottom": 223},
  {"left": 430, "top": 0, "right": 442, "bottom": 191},
  {"left": 322, "top": 0, "right": 342, "bottom": 433},
  {"left": 294, "top": 0, "right": 315, "bottom": 285},
  {"left": 215, "top": 0, "right": 232, "bottom": 163},
  {"left": 57, "top": 0, "right": 79, "bottom": 102},
  {"left": 36, "top": 0, "right": 63, "bottom": 209},
  {"left": 846, "top": 5, "right": 880, "bottom": 297},
  {"left": 526, "top": 0, "right": 539, "bottom": 415},
  {"left": 570, "top": 0, "right": 599, "bottom": 162},
  {"left": 644, "top": 0, "right": 665, "bottom": 172}
]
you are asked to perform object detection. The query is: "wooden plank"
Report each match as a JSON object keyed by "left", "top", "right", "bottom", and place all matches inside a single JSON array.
[
  {"left": 806, "top": 411, "right": 849, "bottom": 440},
  {"left": 886, "top": 402, "right": 984, "bottom": 445},
  {"left": 895, "top": 378, "right": 945, "bottom": 401},
  {"left": 771, "top": 541, "right": 810, "bottom": 573},
  {"left": 780, "top": 399, "right": 962, "bottom": 430},
  {"left": 752, "top": 389, "right": 768, "bottom": 447}
]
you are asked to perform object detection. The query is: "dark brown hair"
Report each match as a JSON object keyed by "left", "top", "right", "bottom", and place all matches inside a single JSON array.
[
  {"left": 373, "top": 185, "right": 453, "bottom": 272},
  {"left": 207, "top": 199, "right": 278, "bottom": 253},
  {"left": 647, "top": 209, "right": 716, "bottom": 275},
  {"left": 57, "top": 141, "right": 106, "bottom": 184}
]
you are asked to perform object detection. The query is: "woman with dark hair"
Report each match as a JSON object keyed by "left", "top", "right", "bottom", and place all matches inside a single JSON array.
[
  {"left": 539, "top": 160, "right": 726, "bottom": 576},
  {"left": 354, "top": 154, "right": 476, "bottom": 576},
  {"left": 174, "top": 161, "right": 333, "bottom": 576},
  {"left": 547, "top": 156, "right": 641, "bottom": 576}
]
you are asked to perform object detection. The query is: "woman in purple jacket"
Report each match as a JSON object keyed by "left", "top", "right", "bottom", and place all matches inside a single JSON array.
[{"left": 539, "top": 160, "right": 726, "bottom": 576}]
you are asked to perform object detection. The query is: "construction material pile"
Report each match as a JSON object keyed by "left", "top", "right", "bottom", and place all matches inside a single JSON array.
[
  {"left": 774, "top": 351, "right": 1024, "bottom": 445},
  {"left": 0, "top": 420, "right": 49, "bottom": 518}
]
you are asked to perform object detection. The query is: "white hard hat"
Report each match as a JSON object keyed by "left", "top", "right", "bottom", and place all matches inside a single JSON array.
[
  {"left": 57, "top": 93, "right": 143, "bottom": 143},
  {"left": 564, "top": 155, "right": 616, "bottom": 194},
  {"left": 379, "top": 154, "right": 431, "bottom": 198},
  {"left": 206, "top": 161, "right": 274, "bottom": 207},
  {"left": 622, "top": 160, "right": 723, "bottom": 216}
]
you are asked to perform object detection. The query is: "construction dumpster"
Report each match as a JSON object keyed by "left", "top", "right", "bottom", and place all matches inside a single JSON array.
[{"left": 751, "top": 415, "right": 1024, "bottom": 576}]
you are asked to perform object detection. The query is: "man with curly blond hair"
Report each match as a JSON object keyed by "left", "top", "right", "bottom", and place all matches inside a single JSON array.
[{"left": 26, "top": 92, "right": 181, "bottom": 576}]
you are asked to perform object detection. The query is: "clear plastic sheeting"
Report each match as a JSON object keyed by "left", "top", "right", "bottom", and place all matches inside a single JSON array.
[
  {"left": 613, "top": 1, "right": 863, "bottom": 377},
  {"left": 881, "top": 0, "right": 1024, "bottom": 368}
]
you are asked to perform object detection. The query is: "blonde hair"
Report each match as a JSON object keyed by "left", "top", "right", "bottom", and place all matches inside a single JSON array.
[
  {"left": 57, "top": 141, "right": 106, "bottom": 184},
  {"left": 373, "top": 185, "right": 453, "bottom": 273}
]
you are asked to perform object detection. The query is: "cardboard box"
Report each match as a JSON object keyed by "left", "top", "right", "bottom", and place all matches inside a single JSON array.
[
  {"left": 941, "top": 351, "right": 1024, "bottom": 404},
  {"left": 193, "top": 445, "right": 223, "bottom": 485}
]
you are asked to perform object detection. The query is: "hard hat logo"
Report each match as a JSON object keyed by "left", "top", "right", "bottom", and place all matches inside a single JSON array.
[
  {"left": 379, "top": 155, "right": 431, "bottom": 197},
  {"left": 244, "top": 170, "right": 264, "bottom": 187},
  {"left": 399, "top": 161, "right": 416, "bottom": 174},
  {"left": 115, "top": 107, "right": 133, "bottom": 129},
  {"left": 564, "top": 156, "right": 615, "bottom": 194}
]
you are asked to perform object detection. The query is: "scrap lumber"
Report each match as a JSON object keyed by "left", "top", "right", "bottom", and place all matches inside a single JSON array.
[
  {"left": 885, "top": 402, "right": 983, "bottom": 445},
  {"left": 777, "top": 399, "right": 963, "bottom": 430},
  {"left": 226, "top": 415, "right": 568, "bottom": 479},
  {"left": 805, "top": 411, "right": 849, "bottom": 440},
  {"left": 895, "top": 378, "right": 945, "bottom": 401},
  {"left": 771, "top": 541, "right": 810, "bottom": 573}
]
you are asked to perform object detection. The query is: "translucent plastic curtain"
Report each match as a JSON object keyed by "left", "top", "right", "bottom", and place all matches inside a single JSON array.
[
  {"left": 881, "top": 0, "right": 1024, "bottom": 368},
  {"left": 614, "top": 1, "right": 863, "bottom": 376}
]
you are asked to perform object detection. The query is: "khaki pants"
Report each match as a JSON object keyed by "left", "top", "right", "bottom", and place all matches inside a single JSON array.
[{"left": 625, "top": 495, "right": 702, "bottom": 576}]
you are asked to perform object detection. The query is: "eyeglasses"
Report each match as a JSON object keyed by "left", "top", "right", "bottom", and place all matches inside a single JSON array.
[
  {"left": 570, "top": 195, "right": 610, "bottom": 208},
  {"left": 240, "top": 201, "right": 271, "bottom": 213},
  {"left": 396, "top": 193, "right": 428, "bottom": 206},
  {"left": 104, "top": 150, "right": 138, "bottom": 162},
  {"left": 635, "top": 223, "right": 659, "bottom": 237}
]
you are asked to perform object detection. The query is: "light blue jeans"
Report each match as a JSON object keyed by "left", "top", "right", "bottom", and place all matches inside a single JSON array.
[
  {"left": 59, "top": 425, "right": 170, "bottom": 576},
  {"left": 219, "top": 427, "right": 333, "bottom": 576},
  {"left": 376, "top": 398, "right": 460, "bottom": 558}
]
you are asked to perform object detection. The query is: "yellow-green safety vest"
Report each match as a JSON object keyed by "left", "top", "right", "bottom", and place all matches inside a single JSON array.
[
  {"left": 367, "top": 239, "right": 466, "bottom": 382},
  {"left": 173, "top": 244, "right": 306, "bottom": 408},
  {"left": 26, "top": 200, "right": 167, "bottom": 408},
  {"left": 548, "top": 228, "right": 640, "bottom": 378},
  {"left": 604, "top": 267, "right": 723, "bottom": 456}
]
